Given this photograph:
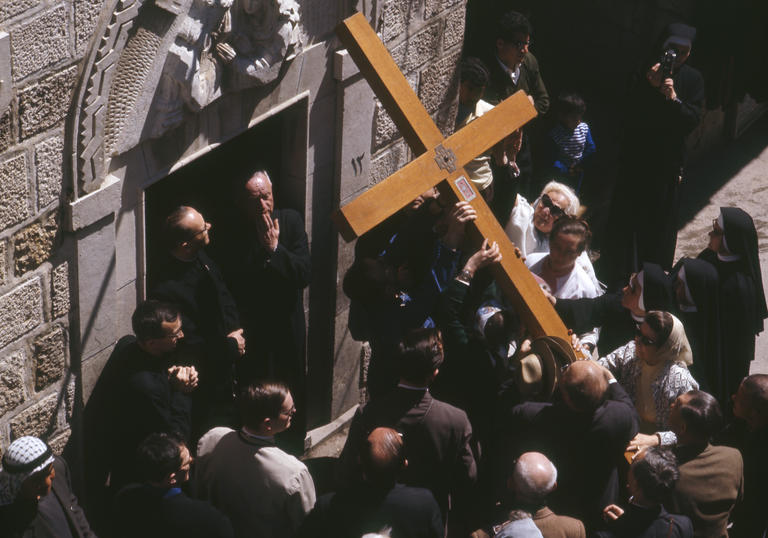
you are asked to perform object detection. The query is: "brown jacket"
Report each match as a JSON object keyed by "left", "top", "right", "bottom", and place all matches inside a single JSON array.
[
  {"left": 533, "top": 507, "right": 586, "bottom": 538},
  {"left": 670, "top": 444, "right": 744, "bottom": 537}
]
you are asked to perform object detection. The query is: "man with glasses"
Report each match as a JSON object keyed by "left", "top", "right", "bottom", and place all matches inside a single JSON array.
[
  {"left": 151, "top": 205, "right": 246, "bottom": 434},
  {"left": 193, "top": 381, "right": 316, "bottom": 538},
  {"left": 483, "top": 10, "right": 550, "bottom": 211},
  {"left": 96, "top": 301, "right": 198, "bottom": 498}
]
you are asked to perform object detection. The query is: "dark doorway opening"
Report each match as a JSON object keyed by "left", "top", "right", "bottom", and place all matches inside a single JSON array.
[{"left": 142, "top": 97, "right": 313, "bottom": 425}]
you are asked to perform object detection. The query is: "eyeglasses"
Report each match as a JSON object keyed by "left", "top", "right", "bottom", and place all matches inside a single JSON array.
[
  {"left": 191, "top": 222, "right": 211, "bottom": 238},
  {"left": 540, "top": 194, "right": 566, "bottom": 218},
  {"left": 280, "top": 406, "right": 297, "bottom": 418},
  {"left": 634, "top": 326, "right": 657, "bottom": 347},
  {"left": 512, "top": 39, "right": 532, "bottom": 49}
]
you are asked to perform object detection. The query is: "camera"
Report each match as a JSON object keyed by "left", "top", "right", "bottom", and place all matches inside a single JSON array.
[{"left": 659, "top": 48, "right": 677, "bottom": 80}]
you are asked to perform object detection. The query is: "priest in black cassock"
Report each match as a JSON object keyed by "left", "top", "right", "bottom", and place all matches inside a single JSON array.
[
  {"left": 699, "top": 208, "right": 767, "bottom": 409},
  {"left": 605, "top": 23, "right": 705, "bottom": 285}
]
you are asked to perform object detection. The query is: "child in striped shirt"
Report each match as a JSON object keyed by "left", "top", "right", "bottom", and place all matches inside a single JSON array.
[{"left": 547, "top": 91, "right": 596, "bottom": 193}]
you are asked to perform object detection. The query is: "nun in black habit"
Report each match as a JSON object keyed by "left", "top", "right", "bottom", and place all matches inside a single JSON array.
[
  {"left": 554, "top": 262, "right": 674, "bottom": 356},
  {"left": 699, "top": 207, "right": 767, "bottom": 403},
  {"left": 672, "top": 258, "right": 720, "bottom": 399}
]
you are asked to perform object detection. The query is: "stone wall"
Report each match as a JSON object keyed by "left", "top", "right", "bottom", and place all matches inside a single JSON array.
[
  {"left": 0, "top": 0, "right": 468, "bottom": 456},
  {"left": 0, "top": 0, "right": 105, "bottom": 456}
]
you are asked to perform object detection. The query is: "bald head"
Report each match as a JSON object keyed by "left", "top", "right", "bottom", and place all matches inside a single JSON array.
[
  {"left": 164, "top": 205, "right": 210, "bottom": 255},
  {"left": 735, "top": 374, "right": 768, "bottom": 428},
  {"left": 560, "top": 360, "right": 608, "bottom": 413},
  {"left": 361, "top": 427, "right": 405, "bottom": 486},
  {"left": 512, "top": 452, "right": 557, "bottom": 506}
]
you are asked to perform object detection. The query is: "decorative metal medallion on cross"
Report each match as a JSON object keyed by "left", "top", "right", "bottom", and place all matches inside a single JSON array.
[{"left": 334, "top": 13, "right": 573, "bottom": 344}]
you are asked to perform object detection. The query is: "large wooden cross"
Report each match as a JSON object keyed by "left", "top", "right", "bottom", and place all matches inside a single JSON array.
[{"left": 334, "top": 13, "right": 570, "bottom": 342}]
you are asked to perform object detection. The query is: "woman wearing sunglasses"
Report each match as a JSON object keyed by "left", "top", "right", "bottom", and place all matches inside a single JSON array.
[{"left": 597, "top": 311, "right": 698, "bottom": 449}]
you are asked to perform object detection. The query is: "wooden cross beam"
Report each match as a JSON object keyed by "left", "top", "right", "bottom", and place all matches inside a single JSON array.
[{"left": 334, "top": 13, "right": 571, "bottom": 341}]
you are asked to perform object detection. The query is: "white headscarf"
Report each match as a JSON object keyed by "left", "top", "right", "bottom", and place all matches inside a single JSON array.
[{"left": 0, "top": 436, "right": 54, "bottom": 506}]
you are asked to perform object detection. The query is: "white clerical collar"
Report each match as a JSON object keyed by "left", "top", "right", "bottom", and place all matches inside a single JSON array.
[
  {"left": 496, "top": 56, "right": 520, "bottom": 85},
  {"left": 631, "top": 312, "right": 645, "bottom": 323},
  {"left": 397, "top": 383, "right": 428, "bottom": 391},
  {"left": 717, "top": 252, "right": 741, "bottom": 262}
]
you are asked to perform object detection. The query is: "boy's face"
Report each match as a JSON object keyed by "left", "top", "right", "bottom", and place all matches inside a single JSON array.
[
  {"left": 561, "top": 112, "right": 582, "bottom": 131},
  {"left": 459, "top": 81, "right": 485, "bottom": 107}
]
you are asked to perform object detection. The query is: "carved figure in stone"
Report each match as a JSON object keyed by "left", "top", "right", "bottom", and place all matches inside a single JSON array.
[
  {"left": 146, "top": 0, "right": 233, "bottom": 139},
  {"left": 214, "top": 0, "right": 302, "bottom": 87}
]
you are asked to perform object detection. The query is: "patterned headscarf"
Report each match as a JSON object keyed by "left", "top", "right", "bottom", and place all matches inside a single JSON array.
[{"left": 0, "top": 436, "right": 54, "bottom": 506}]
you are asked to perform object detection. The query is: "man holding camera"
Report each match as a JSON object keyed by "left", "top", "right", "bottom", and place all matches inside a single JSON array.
[{"left": 606, "top": 23, "right": 704, "bottom": 284}]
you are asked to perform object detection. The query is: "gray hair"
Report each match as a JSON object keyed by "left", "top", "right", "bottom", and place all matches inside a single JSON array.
[
  {"left": 540, "top": 180, "right": 580, "bottom": 216},
  {"left": 512, "top": 452, "right": 558, "bottom": 504}
]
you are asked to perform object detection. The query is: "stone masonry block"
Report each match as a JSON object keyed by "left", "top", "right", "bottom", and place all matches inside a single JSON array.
[
  {"left": 0, "top": 111, "right": 13, "bottom": 153},
  {"left": 75, "top": 0, "right": 104, "bottom": 56},
  {"left": 401, "top": 22, "right": 441, "bottom": 72},
  {"left": 373, "top": 100, "right": 398, "bottom": 151},
  {"left": 10, "top": 392, "right": 58, "bottom": 440},
  {"left": 51, "top": 262, "right": 70, "bottom": 319},
  {"left": 14, "top": 210, "right": 59, "bottom": 274},
  {"left": 35, "top": 134, "right": 64, "bottom": 208},
  {"left": 0, "top": 154, "right": 30, "bottom": 231},
  {"left": 0, "top": 278, "right": 44, "bottom": 349},
  {"left": 48, "top": 430, "right": 71, "bottom": 455},
  {"left": 370, "top": 140, "right": 409, "bottom": 185},
  {"left": 379, "top": 0, "right": 407, "bottom": 43},
  {"left": 0, "top": 0, "right": 39, "bottom": 22},
  {"left": 443, "top": 6, "right": 466, "bottom": 50},
  {"left": 419, "top": 50, "right": 461, "bottom": 114},
  {"left": 0, "top": 241, "right": 6, "bottom": 285},
  {"left": 425, "top": 0, "right": 463, "bottom": 20},
  {"left": 372, "top": 72, "right": 418, "bottom": 151},
  {"left": 11, "top": 5, "right": 70, "bottom": 81},
  {"left": 0, "top": 350, "right": 26, "bottom": 417},
  {"left": 19, "top": 65, "right": 78, "bottom": 140},
  {"left": 33, "top": 326, "right": 66, "bottom": 391}
]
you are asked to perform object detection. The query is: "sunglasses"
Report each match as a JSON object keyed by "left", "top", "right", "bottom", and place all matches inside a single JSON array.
[
  {"left": 540, "top": 193, "right": 566, "bottom": 218},
  {"left": 634, "top": 326, "right": 657, "bottom": 347}
]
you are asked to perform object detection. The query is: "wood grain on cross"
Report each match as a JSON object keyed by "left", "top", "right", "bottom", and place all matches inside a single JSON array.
[{"left": 334, "top": 13, "right": 571, "bottom": 341}]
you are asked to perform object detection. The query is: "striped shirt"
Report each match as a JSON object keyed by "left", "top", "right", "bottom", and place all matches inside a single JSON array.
[{"left": 549, "top": 121, "right": 590, "bottom": 167}]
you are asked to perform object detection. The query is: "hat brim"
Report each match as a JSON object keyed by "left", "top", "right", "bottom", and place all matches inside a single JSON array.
[{"left": 529, "top": 336, "right": 577, "bottom": 400}]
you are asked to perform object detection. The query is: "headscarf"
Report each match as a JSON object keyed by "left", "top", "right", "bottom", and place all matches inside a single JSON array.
[
  {"left": 0, "top": 436, "right": 54, "bottom": 506},
  {"left": 651, "top": 313, "right": 693, "bottom": 366},
  {"left": 720, "top": 207, "right": 767, "bottom": 332}
]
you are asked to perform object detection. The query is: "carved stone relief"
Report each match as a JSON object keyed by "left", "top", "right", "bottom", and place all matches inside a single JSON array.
[{"left": 71, "top": 0, "right": 304, "bottom": 196}]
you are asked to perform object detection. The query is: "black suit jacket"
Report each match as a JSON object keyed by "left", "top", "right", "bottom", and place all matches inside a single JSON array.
[
  {"left": 299, "top": 483, "right": 443, "bottom": 538},
  {"left": 112, "top": 484, "right": 233, "bottom": 538},
  {"left": 510, "top": 383, "right": 639, "bottom": 530},
  {"left": 338, "top": 388, "right": 477, "bottom": 516}
]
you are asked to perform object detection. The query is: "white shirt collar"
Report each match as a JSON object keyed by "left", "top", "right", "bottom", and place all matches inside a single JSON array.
[
  {"left": 496, "top": 56, "right": 520, "bottom": 84},
  {"left": 397, "top": 383, "right": 428, "bottom": 391}
]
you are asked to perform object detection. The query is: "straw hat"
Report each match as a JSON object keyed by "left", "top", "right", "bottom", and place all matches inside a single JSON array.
[{"left": 514, "top": 336, "right": 576, "bottom": 400}]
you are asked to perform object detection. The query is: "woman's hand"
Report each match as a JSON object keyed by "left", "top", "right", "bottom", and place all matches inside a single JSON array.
[
  {"left": 626, "top": 432, "right": 660, "bottom": 454},
  {"left": 463, "top": 239, "right": 502, "bottom": 277},
  {"left": 603, "top": 504, "right": 625, "bottom": 522}
]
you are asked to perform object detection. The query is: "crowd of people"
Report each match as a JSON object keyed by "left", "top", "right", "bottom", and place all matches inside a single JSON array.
[{"left": 1, "top": 8, "right": 766, "bottom": 538}]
